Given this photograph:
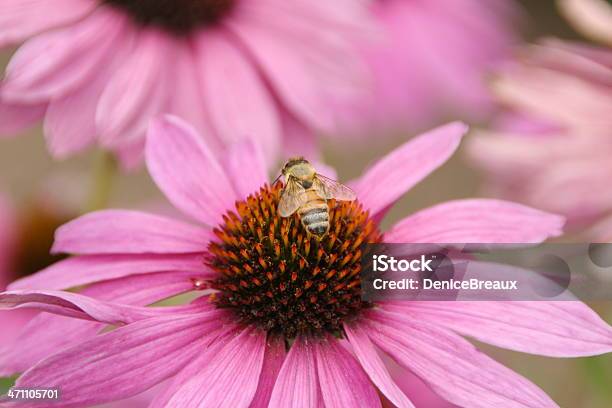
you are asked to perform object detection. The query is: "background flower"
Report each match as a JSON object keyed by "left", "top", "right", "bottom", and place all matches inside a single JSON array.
[
  {"left": 0, "top": 194, "right": 16, "bottom": 289},
  {"left": 467, "top": 38, "right": 612, "bottom": 236},
  {"left": 2, "top": 118, "right": 611, "bottom": 407},
  {"left": 0, "top": 193, "right": 22, "bottom": 352},
  {"left": 0, "top": 188, "right": 80, "bottom": 396},
  {"left": 0, "top": 191, "right": 75, "bottom": 348},
  {"left": 331, "top": 0, "right": 520, "bottom": 138},
  {"left": 0, "top": 0, "right": 373, "bottom": 166}
]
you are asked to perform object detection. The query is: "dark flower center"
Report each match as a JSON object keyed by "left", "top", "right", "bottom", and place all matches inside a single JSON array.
[
  {"left": 12, "top": 205, "right": 70, "bottom": 281},
  {"left": 207, "top": 184, "right": 381, "bottom": 339},
  {"left": 102, "top": 0, "right": 236, "bottom": 34}
]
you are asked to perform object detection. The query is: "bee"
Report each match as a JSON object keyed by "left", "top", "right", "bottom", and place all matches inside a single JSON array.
[{"left": 277, "top": 157, "right": 356, "bottom": 238}]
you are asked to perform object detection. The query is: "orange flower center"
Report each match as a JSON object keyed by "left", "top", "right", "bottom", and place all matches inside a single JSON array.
[{"left": 207, "top": 184, "right": 381, "bottom": 339}]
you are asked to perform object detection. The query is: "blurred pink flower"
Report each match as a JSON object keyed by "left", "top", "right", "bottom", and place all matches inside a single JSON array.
[
  {"left": 0, "top": 0, "right": 372, "bottom": 166},
  {"left": 2, "top": 117, "right": 611, "bottom": 407},
  {"left": 0, "top": 194, "right": 16, "bottom": 289},
  {"left": 0, "top": 193, "right": 75, "bottom": 348},
  {"left": 467, "top": 38, "right": 612, "bottom": 237},
  {"left": 333, "top": 0, "right": 519, "bottom": 137},
  {"left": 0, "top": 194, "right": 24, "bottom": 348}
]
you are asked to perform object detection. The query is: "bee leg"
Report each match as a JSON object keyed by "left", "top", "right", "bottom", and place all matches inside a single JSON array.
[{"left": 271, "top": 173, "right": 283, "bottom": 186}]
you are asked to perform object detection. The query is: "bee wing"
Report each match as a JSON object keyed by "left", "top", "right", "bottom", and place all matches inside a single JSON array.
[
  {"left": 278, "top": 179, "right": 308, "bottom": 217},
  {"left": 312, "top": 174, "right": 356, "bottom": 201}
]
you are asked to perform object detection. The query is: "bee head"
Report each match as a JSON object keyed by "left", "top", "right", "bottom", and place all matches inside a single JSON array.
[
  {"left": 282, "top": 157, "right": 314, "bottom": 182},
  {"left": 282, "top": 156, "right": 305, "bottom": 174}
]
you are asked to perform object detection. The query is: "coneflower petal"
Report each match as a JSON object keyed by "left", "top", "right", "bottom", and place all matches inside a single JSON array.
[
  {"left": 8, "top": 254, "right": 209, "bottom": 291},
  {"left": 0, "top": 289, "right": 206, "bottom": 324},
  {"left": 384, "top": 301, "right": 612, "bottom": 357},
  {"left": 250, "top": 336, "right": 286, "bottom": 408},
  {"left": 0, "top": 0, "right": 96, "bottom": 48},
  {"left": 13, "top": 313, "right": 226, "bottom": 407},
  {"left": 195, "top": 31, "right": 281, "bottom": 164},
  {"left": 350, "top": 122, "right": 467, "bottom": 219},
  {"left": 223, "top": 140, "right": 269, "bottom": 199},
  {"left": 0, "top": 100, "right": 46, "bottom": 136},
  {"left": 164, "top": 328, "right": 266, "bottom": 408},
  {"left": 344, "top": 323, "right": 415, "bottom": 408},
  {"left": 0, "top": 270, "right": 201, "bottom": 376},
  {"left": 52, "top": 210, "right": 213, "bottom": 255},
  {"left": 269, "top": 337, "right": 321, "bottom": 408},
  {"left": 366, "top": 310, "right": 558, "bottom": 408},
  {"left": 1, "top": 8, "right": 125, "bottom": 104},
  {"left": 314, "top": 336, "right": 381, "bottom": 408},
  {"left": 146, "top": 115, "right": 237, "bottom": 226},
  {"left": 385, "top": 199, "right": 564, "bottom": 243}
]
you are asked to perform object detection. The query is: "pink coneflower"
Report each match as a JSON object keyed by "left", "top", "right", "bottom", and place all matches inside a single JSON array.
[
  {"left": 332, "top": 0, "right": 519, "bottom": 137},
  {"left": 2, "top": 118, "right": 612, "bottom": 407},
  {"left": 0, "top": 0, "right": 371, "bottom": 165},
  {"left": 467, "top": 37, "right": 612, "bottom": 238}
]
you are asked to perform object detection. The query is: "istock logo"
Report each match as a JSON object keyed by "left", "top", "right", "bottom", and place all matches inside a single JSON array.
[{"left": 372, "top": 254, "right": 434, "bottom": 272}]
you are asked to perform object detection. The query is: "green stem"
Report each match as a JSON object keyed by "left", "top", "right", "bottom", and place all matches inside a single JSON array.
[
  {"left": 83, "top": 150, "right": 117, "bottom": 213},
  {"left": 0, "top": 375, "right": 18, "bottom": 394}
]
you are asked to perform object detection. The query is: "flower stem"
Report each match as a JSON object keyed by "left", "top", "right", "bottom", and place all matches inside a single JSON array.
[
  {"left": 83, "top": 150, "right": 117, "bottom": 213},
  {"left": 0, "top": 375, "right": 17, "bottom": 394}
]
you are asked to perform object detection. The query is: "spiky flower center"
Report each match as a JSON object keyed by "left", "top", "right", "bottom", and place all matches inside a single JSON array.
[
  {"left": 102, "top": 0, "right": 235, "bottom": 34},
  {"left": 207, "top": 184, "right": 381, "bottom": 339}
]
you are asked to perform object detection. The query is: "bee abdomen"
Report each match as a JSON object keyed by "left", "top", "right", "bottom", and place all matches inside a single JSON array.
[
  {"left": 299, "top": 206, "right": 329, "bottom": 236},
  {"left": 307, "top": 222, "right": 329, "bottom": 236},
  {"left": 300, "top": 207, "right": 328, "bottom": 223}
]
